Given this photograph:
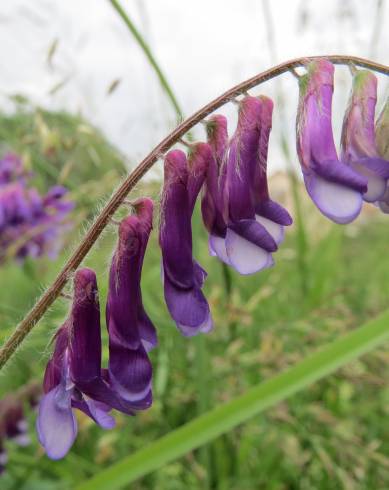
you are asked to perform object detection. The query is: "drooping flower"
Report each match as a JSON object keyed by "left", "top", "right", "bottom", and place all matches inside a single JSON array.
[
  {"left": 201, "top": 114, "right": 229, "bottom": 258},
  {"left": 375, "top": 97, "right": 389, "bottom": 212},
  {"left": 160, "top": 148, "right": 213, "bottom": 336},
  {"left": 252, "top": 96, "right": 293, "bottom": 243},
  {"left": 224, "top": 96, "right": 279, "bottom": 274},
  {"left": 0, "top": 153, "right": 74, "bottom": 262},
  {"left": 296, "top": 59, "right": 368, "bottom": 224},
  {"left": 107, "top": 198, "right": 155, "bottom": 404},
  {"left": 37, "top": 268, "right": 135, "bottom": 460},
  {"left": 341, "top": 69, "right": 389, "bottom": 203},
  {"left": 203, "top": 96, "right": 291, "bottom": 274}
]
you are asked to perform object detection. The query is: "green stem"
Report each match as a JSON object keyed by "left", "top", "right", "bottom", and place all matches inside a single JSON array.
[
  {"left": 288, "top": 168, "right": 309, "bottom": 296},
  {"left": 76, "top": 308, "right": 389, "bottom": 490},
  {"left": 109, "top": 0, "right": 183, "bottom": 121},
  {"left": 195, "top": 334, "right": 212, "bottom": 486},
  {"left": 221, "top": 263, "right": 232, "bottom": 299}
]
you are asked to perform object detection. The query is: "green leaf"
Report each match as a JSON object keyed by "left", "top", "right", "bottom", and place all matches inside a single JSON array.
[{"left": 77, "top": 309, "right": 389, "bottom": 490}]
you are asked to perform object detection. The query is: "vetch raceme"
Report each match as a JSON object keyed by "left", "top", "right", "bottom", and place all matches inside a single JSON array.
[
  {"left": 296, "top": 60, "right": 368, "bottom": 224},
  {"left": 107, "top": 198, "right": 155, "bottom": 404},
  {"left": 341, "top": 69, "right": 389, "bottom": 203},
  {"left": 4, "top": 56, "right": 389, "bottom": 467},
  {"left": 160, "top": 149, "right": 213, "bottom": 336}
]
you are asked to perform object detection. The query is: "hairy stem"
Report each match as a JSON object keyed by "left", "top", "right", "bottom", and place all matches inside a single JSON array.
[{"left": 0, "top": 55, "right": 388, "bottom": 370}]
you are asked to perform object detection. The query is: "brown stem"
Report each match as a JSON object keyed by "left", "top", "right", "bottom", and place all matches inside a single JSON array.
[{"left": 1, "top": 55, "right": 389, "bottom": 370}]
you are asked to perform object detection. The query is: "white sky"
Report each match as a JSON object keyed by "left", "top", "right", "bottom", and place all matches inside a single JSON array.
[{"left": 0, "top": 0, "right": 388, "bottom": 173}]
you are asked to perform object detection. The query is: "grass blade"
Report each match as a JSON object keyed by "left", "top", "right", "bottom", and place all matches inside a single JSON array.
[
  {"left": 109, "top": 0, "right": 183, "bottom": 121},
  {"left": 77, "top": 308, "right": 389, "bottom": 490}
]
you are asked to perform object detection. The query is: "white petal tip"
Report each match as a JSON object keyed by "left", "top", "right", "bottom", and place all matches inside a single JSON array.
[
  {"left": 255, "top": 215, "right": 285, "bottom": 244},
  {"left": 308, "top": 176, "right": 363, "bottom": 224},
  {"left": 225, "top": 229, "right": 273, "bottom": 275}
]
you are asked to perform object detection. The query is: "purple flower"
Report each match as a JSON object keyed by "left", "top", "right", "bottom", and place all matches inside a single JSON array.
[
  {"left": 160, "top": 148, "right": 213, "bottom": 336},
  {"left": 296, "top": 59, "right": 368, "bottom": 224},
  {"left": 37, "top": 268, "right": 135, "bottom": 460},
  {"left": 203, "top": 96, "right": 291, "bottom": 274},
  {"left": 375, "top": 97, "right": 389, "bottom": 212},
  {"left": 0, "top": 182, "right": 33, "bottom": 229},
  {"left": 252, "top": 96, "right": 292, "bottom": 242},
  {"left": 201, "top": 115, "right": 229, "bottom": 257},
  {"left": 341, "top": 69, "right": 389, "bottom": 203},
  {"left": 107, "top": 198, "right": 155, "bottom": 404}
]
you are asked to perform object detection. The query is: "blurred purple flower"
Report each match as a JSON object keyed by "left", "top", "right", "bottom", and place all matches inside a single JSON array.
[
  {"left": 341, "top": 69, "right": 389, "bottom": 203},
  {"left": 37, "top": 269, "right": 137, "bottom": 460},
  {"left": 0, "top": 395, "right": 31, "bottom": 474},
  {"left": 0, "top": 154, "right": 74, "bottom": 262},
  {"left": 296, "top": 59, "right": 368, "bottom": 224},
  {"left": 160, "top": 148, "right": 213, "bottom": 336},
  {"left": 203, "top": 96, "right": 291, "bottom": 274},
  {"left": 107, "top": 198, "right": 155, "bottom": 404},
  {"left": 0, "top": 153, "right": 27, "bottom": 185}
]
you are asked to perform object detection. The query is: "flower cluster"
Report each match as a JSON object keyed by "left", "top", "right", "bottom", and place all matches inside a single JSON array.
[
  {"left": 0, "top": 153, "right": 73, "bottom": 262},
  {"left": 296, "top": 59, "right": 389, "bottom": 222},
  {"left": 37, "top": 199, "right": 155, "bottom": 459},
  {"left": 35, "top": 59, "right": 389, "bottom": 461}
]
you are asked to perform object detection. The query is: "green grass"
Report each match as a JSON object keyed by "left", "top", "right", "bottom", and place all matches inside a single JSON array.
[{"left": 0, "top": 109, "right": 388, "bottom": 490}]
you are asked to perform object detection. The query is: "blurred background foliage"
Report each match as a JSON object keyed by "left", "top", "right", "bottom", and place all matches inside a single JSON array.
[
  {"left": 0, "top": 101, "right": 126, "bottom": 208},
  {"left": 0, "top": 101, "right": 388, "bottom": 489}
]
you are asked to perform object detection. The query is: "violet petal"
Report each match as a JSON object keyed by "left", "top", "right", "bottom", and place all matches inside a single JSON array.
[{"left": 36, "top": 385, "right": 77, "bottom": 460}]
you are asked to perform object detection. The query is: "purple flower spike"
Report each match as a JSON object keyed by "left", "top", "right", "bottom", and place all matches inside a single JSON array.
[
  {"left": 107, "top": 198, "right": 155, "bottom": 404},
  {"left": 37, "top": 268, "right": 122, "bottom": 460},
  {"left": 160, "top": 149, "right": 212, "bottom": 336},
  {"left": 341, "top": 70, "right": 389, "bottom": 203},
  {"left": 375, "top": 97, "right": 389, "bottom": 212},
  {"left": 296, "top": 60, "right": 368, "bottom": 224},
  {"left": 223, "top": 96, "right": 278, "bottom": 274}
]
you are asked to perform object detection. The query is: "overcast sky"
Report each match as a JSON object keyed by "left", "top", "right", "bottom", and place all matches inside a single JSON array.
[{"left": 0, "top": 0, "right": 388, "bottom": 174}]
